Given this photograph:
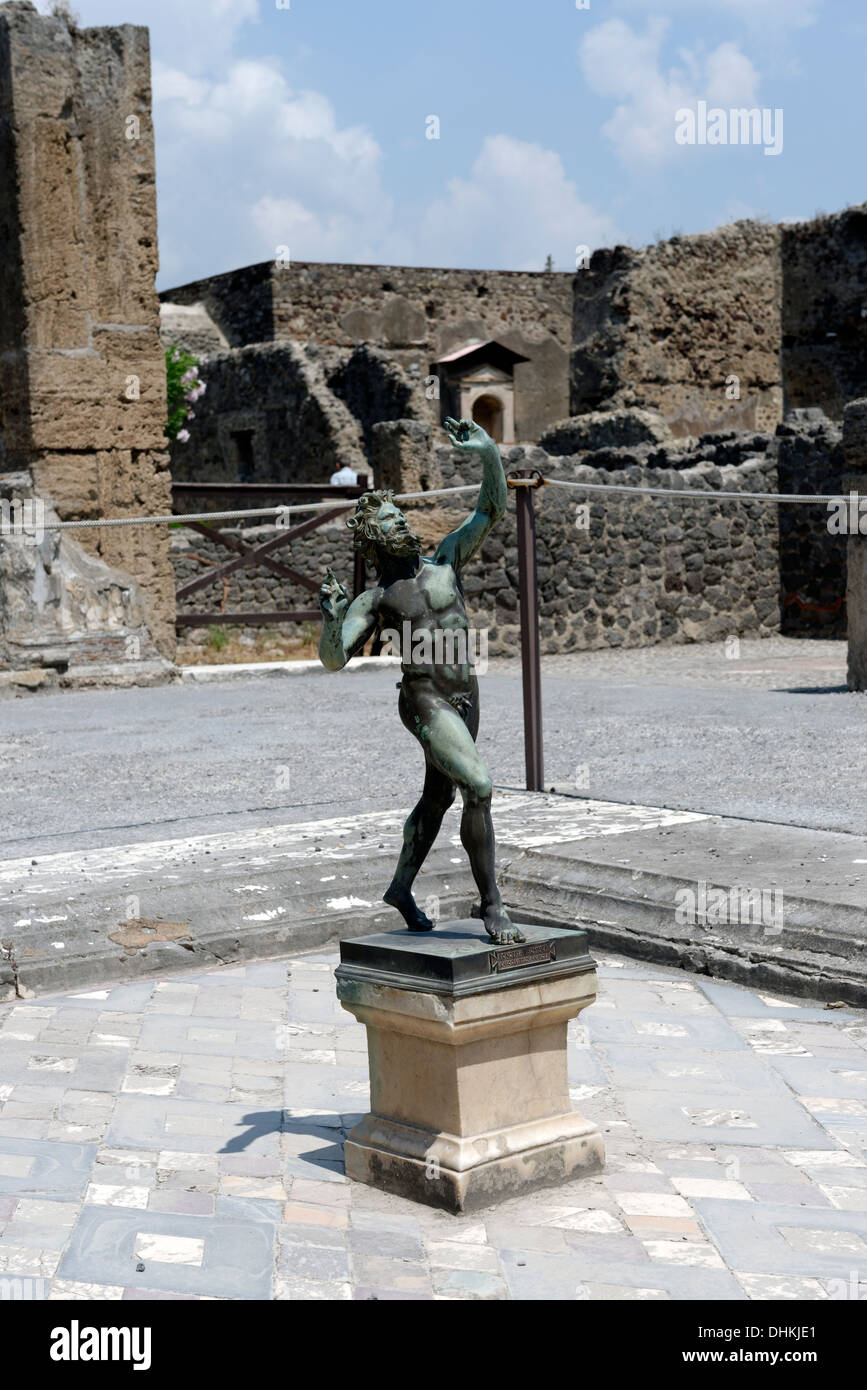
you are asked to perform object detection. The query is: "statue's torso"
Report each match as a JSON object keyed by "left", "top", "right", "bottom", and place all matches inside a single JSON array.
[{"left": 378, "top": 558, "right": 476, "bottom": 692}]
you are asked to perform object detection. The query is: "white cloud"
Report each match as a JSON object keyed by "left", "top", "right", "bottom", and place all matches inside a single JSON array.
[
  {"left": 48, "top": 0, "right": 616, "bottom": 280},
  {"left": 401, "top": 135, "right": 618, "bottom": 272},
  {"left": 705, "top": 42, "right": 761, "bottom": 105},
  {"left": 579, "top": 19, "right": 760, "bottom": 169},
  {"left": 615, "top": 0, "right": 821, "bottom": 29},
  {"left": 152, "top": 57, "right": 395, "bottom": 279},
  {"left": 156, "top": 67, "right": 616, "bottom": 280}
]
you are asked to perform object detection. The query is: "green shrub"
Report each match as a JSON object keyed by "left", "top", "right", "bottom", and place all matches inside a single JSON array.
[{"left": 166, "top": 346, "right": 206, "bottom": 443}]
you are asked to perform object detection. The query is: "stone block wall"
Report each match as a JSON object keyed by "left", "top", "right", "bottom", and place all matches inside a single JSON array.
[
  {"left": 571, "top": 221, "right": 783, "bottom": 437},
  {"left": 0, "top": 1, "right": 175, "bottom": 657},
  {"left": 169, "top": 343, "right": 367, "bottom": 488},
  {"left": 402, "top": 442, "right": 781, "bottom": 656}
]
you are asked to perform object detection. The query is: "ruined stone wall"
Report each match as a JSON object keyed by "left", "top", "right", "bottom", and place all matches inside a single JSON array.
[
  {"left": 159, "top": 264, "right": 274, "bottom": 351},
  {"left": 776, "top": 409, "right": 846, "bottom": 635},
  {"left": 538, "top": 406, "right": 847, "bottom": 635},
  {"left": 843, "top": 399, "right": 867, "bottom": 692},
  {"left": 169, "top": 343, "right": 367, "bottom": 487},
  {"left": 782, "top": 206, "right": 867, "bottom": 420},
  {"left": 163, "top": 204, "right": 867, "bottom": 471},
  {"left": 163, "top": 261, "right": 572, "bottom": 444},
  {"left": 571, "top": 221, "right": 783, "bottom": 438},
  {"left": 0, "top": 470, "right": 166, "bottom": 686},
  {"left": 419, "top": 441, "right": 781, "bottom": 655},
  {"left": 0, "top": 1, "right": 175, "bottom": 657},
  {"left": 171, "top": 423, "right": 782, "bottom": 655}
]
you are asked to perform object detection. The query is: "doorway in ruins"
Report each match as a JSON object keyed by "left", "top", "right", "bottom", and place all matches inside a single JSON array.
[
  {"left": 231, "top": 429, "right": 256, "bottom": 483},
  {"left": 471, "top": 393, "right": 504, "bottom": 442}
]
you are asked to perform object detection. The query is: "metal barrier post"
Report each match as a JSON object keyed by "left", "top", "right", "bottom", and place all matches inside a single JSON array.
[{"left": 508, "top": 470, "right": 545, "bottom": 792}]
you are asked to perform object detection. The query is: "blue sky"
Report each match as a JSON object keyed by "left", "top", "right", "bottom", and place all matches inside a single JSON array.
[{"left": 49, "top": 0, "right": 867, "bottom": 289}]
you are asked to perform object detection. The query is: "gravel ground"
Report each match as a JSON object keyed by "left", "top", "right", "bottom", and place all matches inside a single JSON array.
[{"left": 0, "top": 637, "right": 862, "bottom": 858}]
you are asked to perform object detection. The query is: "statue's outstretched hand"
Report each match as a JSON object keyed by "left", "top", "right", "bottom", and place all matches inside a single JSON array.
[
  {"left": 319, "top": 567, "right": 349, "bottom": 620},
  {"left": 444, "top": 417, "right": 491, "bottom": 452}
]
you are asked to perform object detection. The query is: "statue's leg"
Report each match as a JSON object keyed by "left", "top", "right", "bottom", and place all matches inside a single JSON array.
[
  {"left": 383, "top": 761, "right": 456, "bottom": 931},
  {"left": 399, "top": 686, "right": 524, "bottom": 946},
  {"left": 457, "top": 788, "right": 524, "bottom": 945}
]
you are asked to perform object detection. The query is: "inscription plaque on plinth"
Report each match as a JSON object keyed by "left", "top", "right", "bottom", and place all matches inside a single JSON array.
[{"left": 336, "top": 920, "right": 605, "bottom": 1213}]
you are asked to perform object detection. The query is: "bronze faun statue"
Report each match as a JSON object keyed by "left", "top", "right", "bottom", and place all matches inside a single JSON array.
[{"left": 318, "top": 418, "right": 524, "bottom": 946}]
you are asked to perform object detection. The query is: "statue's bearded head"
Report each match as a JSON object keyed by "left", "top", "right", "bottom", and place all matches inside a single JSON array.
[{"left": 347, "top": 489, "right": 423, "bottom": 566}]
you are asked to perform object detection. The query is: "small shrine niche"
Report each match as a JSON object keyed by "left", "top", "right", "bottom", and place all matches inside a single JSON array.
[{"left": 435, "top": 340, "right": 530, "bottom": 444}]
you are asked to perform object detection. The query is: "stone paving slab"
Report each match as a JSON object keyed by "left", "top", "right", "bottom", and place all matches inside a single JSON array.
[
  {"left": 0, "top": 948, "right": 865, "bottom": 1300},
  {"left": 597, "top": 1043, "right": 816, "bottom": 1096},
  {"left": 692, "top": 1199, "right": 867, "bottom": 1279},
  {"left": 58, "top": 1205, "right": 275, "bottom": 1299},
  {"left": 0, "top": 1139, "right": 96, "bottom": 1198},
  {"left": 698, "top": 980, "right": 863, "bottom": 1024},
  {"left": 618, "top": 1086, "right": 833, "bottom": 1150}
]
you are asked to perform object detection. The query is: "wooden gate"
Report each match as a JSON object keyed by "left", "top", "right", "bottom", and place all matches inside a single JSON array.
[{"left": 171, "top": 480, "right": 368, "bottom": 628}]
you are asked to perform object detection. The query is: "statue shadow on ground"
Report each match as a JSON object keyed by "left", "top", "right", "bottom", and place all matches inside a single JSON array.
[{"left": 221, "top": 1110, "right": 366, "bottom": 1172}]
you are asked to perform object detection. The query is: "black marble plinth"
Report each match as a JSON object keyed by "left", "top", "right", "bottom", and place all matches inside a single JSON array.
[{"left": 335, "top": 919, "right": 594, "bottom": 997}]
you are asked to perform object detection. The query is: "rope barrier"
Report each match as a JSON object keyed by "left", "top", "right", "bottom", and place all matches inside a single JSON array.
[
  {"left": 40, "top": 485, "right": 482, "bottom": 531},
  {"left": 21, "top": 477, "right": 863, "bottom": 532},
  {"left": 543, "top": 477, "right": 857, "bottom": 505},
  {"left": 48, "top": 506, "right": 291, "bottom": 531}
]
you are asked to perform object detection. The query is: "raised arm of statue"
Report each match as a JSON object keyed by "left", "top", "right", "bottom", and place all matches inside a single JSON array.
[
  {"left": 433, "top": 418, "right": 508, "bottom": 572},
  {"left": 318, "top": 569, "right": 380, "bottom": 671}
]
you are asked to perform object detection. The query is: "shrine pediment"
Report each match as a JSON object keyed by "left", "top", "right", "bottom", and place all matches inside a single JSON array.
[
  {"left": 437, "top": 339, "right": 530, "bottom": 377},
  {"left": 456, "top": 363, "right": 513, "bottom": 384}
]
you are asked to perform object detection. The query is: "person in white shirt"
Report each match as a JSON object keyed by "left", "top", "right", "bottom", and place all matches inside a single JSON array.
[{"left": 330, "top": 463, "right": 358, "bottom": 486}]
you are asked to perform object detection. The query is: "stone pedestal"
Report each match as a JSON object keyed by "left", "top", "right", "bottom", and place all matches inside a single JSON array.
[{"left": 335, "top": 920, "right": 604, "bottom": 1213}]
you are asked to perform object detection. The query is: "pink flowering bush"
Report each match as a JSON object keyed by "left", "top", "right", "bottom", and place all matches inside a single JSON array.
[{"left": 166, "top": 346, "right": 207, "bottom": 443}]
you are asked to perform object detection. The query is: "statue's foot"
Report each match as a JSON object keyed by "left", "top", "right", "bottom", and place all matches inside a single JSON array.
[
  {"left": 383, "top": 884, "right": 435, "bottom": 932},
  {"left": 481, "top": 902, "right": 526, "bottom": 946}
]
